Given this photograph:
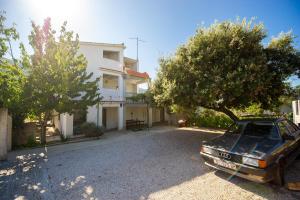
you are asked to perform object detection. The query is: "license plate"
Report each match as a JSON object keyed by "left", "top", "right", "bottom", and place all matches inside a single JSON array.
[{"left": 213, "top": 159, "right": 237, "bottom": 170}]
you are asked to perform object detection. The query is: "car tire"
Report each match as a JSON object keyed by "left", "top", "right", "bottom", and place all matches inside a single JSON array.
[{"left": 271, "top": 163, "right": 285, "bottom": 186}]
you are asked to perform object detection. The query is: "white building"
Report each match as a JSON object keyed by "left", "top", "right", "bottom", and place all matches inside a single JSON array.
[
  {"left": 292, "top": 100, "right": 300, "bottom": 126},
  {"left": 55, "top": 41, "right": 166, "bottom": 137}
]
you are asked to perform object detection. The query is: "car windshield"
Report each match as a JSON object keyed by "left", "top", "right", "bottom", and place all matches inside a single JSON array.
[
  {"left": 243, "top": 122, "right": 278, "bottom": 138},
  {"left": 226, "top": 122, "right": 244, "bottom": 134}
]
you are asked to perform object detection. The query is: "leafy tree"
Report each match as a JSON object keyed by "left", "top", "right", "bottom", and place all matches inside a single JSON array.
[
  {"left": 153, "top": 18, "right": 300, "bottom": 121},
  {"left": 0, "top": 12, "right": 27, "bottom": 128},
  {"left": 0, "top": 12, "right": 24, "bottom": 109},
  {"left": 21, "top": 18, "right": 100, "bottom": 144}
]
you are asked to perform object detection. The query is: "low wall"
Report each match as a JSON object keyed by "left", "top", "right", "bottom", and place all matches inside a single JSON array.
[{"left": 0, "top": 108, "right": 12, "bottom": 160}]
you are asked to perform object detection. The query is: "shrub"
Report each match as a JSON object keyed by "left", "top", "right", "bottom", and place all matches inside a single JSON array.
[
  {"left": 25, "top": 135, "right": 39, "bottom": 147},
  {"left": 187, "top": 108, "right": 233, "bottom": 129},
  {"left": 80, "top": 122, "right": 103, "bottom": 137}
]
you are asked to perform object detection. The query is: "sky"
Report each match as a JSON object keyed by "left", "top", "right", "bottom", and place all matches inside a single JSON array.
[{"left": 1, "top": 0, "right": 300, "bottom": 84}]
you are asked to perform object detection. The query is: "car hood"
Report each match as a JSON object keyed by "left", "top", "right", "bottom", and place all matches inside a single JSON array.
[{"left": 204, "top": 134, "right": 281, "bottom": 159}]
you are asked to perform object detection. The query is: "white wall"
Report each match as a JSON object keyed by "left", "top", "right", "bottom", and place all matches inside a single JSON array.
[
  {"left": 152, "top": 108, "right": 161, "bottom": 123},
  {"left": 126, "top": 107, "right": 147, "bottom": 121},
  {"left": 125, "top": 82, "right": 137, "bottom": 94},
  {"left": 292, "top": 100, "right": 300, "bottom": 125},
  {"left": 60, "top": 113, "right": 74, "bottom": 138},
  {"left": 103, "top": 74, "right": 119, "bottom": 89},
  {"left": 79, "top": 43, "right": 124, "bottom": 79},
  {"left": 0, "top": 108, "right": 12, "bottom": 160}
]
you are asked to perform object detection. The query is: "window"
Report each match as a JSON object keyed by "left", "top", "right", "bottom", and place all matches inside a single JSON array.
[
  {"left": 282, "top": 120, "right": 298, "bottom": 133},
  {"left": 243, "top": 122, "right": 279, "bottom": 139},
  {"left": 103, "top": 50, "right": 120, "bottom": 61},
  {"left": 278, "top": 121, "right": 290, "bottom": 136},
  {"left": 296, "top": 100, "right": 299, "bottom": 115}
]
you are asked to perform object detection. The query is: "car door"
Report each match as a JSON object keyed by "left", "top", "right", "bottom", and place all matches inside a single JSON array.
[{"left": 277, "top": 120, "right": 300, "bottom": 165}]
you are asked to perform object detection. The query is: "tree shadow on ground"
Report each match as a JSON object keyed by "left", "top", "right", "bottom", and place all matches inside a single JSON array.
[
  {"left": 5, "top": 127, "right": 299, "bottom": 200},
  {"left": 0, "top": 149, "right": 54, "bottom": 200}
]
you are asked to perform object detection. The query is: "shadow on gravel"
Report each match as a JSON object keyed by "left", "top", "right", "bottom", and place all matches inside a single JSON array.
[{"left": 0, "top": 150, "right": 53, "bottom": 200}]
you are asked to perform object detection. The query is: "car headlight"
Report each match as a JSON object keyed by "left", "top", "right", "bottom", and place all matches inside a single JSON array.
[
  {"left": 242, "top": 157, "right": 267, "bottom": 168},
  {"left": 200, "top": 146, "right": 214, "bottom": 154}
]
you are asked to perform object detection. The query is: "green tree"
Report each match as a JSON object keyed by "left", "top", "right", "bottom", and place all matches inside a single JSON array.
[
  {"left": 21, "top": 18, "right": 100, "bottom": 144},
  {"left": 153, "top": 18, "right": 300, "bottom": 121},
  {"left": 0, "top": 12, "right": 26, "bottom": 124}
]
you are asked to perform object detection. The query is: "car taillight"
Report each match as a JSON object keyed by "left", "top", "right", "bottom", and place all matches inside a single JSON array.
[{"left": 258, "top": 160, "right": 267, "bottom": 168}]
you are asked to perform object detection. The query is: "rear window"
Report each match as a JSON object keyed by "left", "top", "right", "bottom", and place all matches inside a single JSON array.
[{"left": 243, "top": 122, "right": 279, "bottom": 139}]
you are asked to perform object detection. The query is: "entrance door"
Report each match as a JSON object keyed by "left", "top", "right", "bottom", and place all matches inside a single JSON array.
[{"left": 102, "top": 108, "right": 107, "bottom": 128}]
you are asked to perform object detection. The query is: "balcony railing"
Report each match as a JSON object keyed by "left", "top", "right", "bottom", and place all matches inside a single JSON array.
[
  {"left": 100, "top": 88, "right": 123, "bottom": 102},
  {"left": 125, "top": 92, "right": 146, "bottom": 104}
]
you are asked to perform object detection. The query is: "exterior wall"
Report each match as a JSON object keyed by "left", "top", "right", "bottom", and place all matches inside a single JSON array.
[
  {"left": 60, "top": 113, "right": 74, "bottom": 138},
  {"left": 126, "top": 107, "right": 147, "bottom": 121},
  {"left": 103, "top": 75, "right": 119, "bottom": 89},
  {"left": 292, "top": 100, "right": 300, "bottom": 125},
  {"left": 125, "top": 82, "right": 138, "bottom": 94},
  {"left": 0, "top": 108, "right": 12, "bottom": 160},
  {"left": 7, "top": 115, "right": 12, "bottom": 151},
  {"left": 79, "top": 43, "right": 124, "bottom": 77}
]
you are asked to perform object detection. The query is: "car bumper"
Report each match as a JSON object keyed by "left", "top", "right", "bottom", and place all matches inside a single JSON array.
[{"left": 200, "top": 152, "right": 275, "bottom": 183}]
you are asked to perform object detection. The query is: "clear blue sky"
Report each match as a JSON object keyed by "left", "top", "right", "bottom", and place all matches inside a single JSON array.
[{"left": 1, "top": 0, "right": 300, "bottom": 84}]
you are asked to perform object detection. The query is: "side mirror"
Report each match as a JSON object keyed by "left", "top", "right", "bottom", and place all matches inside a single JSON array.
[{"left": 283, "top": 134, "right": 295, "bottom": 140}]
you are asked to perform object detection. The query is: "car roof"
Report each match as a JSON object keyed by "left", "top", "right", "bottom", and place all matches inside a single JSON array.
[{"left": 237, "top": 117, "right": 286, "bottom": 123}]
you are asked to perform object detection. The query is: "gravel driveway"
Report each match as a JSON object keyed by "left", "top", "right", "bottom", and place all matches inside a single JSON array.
[{"left": 1, "top": 126, "right": 300, "bottom": 200}]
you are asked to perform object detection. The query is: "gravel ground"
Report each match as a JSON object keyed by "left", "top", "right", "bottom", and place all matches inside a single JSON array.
[{"left": 1, "top": 126, "right": 300, "bottom": 200}]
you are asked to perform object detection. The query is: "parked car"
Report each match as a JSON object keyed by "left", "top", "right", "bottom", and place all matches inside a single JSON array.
[{"left": 200, "top": 117, "right": 300, "bottom": 185}]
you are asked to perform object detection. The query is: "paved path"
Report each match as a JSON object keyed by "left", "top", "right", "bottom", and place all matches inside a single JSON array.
[{"left": 1, "top": 126, "right": 300, "bottom": 200}]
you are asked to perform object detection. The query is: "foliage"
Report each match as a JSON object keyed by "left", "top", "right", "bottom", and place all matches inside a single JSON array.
[
  {"left": 126, "top": 90, "right": 155, "bottom": 106},
  {"left": 21, "top": 18, "right": 100, "bottom": 144},
  {"left": 80, "top": 122, "right": 103, "bottom": 137},
  {"left": 0, "top": 12, "right": 26, "bottom": 120},
  {"left": 126, "top": 93, "right": 146, "bottom": 103},
  {"left": 152, "top": 18, "right": 300, "bottom": 121},
  {"left": 25, "top": 135, "right": 39, "bottom": 148},
  {"left": 241, "top": 103, "right": 264, "bottom": 116},
  {"left": 188, "top": 108, "right": 233, "bottom": 129}
]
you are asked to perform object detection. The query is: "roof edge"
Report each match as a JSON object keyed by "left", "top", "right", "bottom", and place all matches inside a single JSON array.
[{"left": 80, "top": 41, "right": 126, "bottom": 49}]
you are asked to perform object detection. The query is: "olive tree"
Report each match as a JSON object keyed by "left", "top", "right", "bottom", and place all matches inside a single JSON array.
[{"left": 153, "top": 19, "right": 300, "bottom": 121}]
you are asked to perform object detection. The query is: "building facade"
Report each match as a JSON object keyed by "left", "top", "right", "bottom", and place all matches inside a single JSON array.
[{"left": 77, "top": 41, "right": 164, "bottom": 132}]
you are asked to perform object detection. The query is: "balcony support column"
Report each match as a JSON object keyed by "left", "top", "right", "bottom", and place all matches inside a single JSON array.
[{"left": 118, "top": 75, "right": 124, "bottom": 101}]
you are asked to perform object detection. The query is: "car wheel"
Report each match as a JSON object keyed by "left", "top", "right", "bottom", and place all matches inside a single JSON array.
[{"left": 271, "top": 163, "right": 285, "bottom": 186}]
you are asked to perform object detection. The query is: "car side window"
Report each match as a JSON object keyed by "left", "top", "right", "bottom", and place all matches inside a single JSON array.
[
  {"left": 277, "top": 121, "right": 290, "bottom": 137},
  {"left": 283, "top": 120, "right": 297, "bottom": 134}
]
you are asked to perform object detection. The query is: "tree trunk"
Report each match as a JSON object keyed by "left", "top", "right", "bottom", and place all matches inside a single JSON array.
[
  {"left": 218, "top": 107, "right": 239, "bottom": 121},
  {"left": 39, "top": 113, "right": 49, "bottom": 145},
  {"left": 40, "top": 123, "right": 46, "bottom": 145}
]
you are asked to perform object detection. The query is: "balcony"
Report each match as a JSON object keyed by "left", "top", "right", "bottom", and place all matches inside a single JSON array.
[
  {"left": 100, "top": 88, "right": 123, "bottom": 102},
  {"left": 125, "top": 92, "right": 146, "bottom": 104}
]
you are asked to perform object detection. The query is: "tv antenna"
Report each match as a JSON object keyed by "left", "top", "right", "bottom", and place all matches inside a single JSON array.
[{"left": 129, "top": 36, "right": 146, "bottom": 63}]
